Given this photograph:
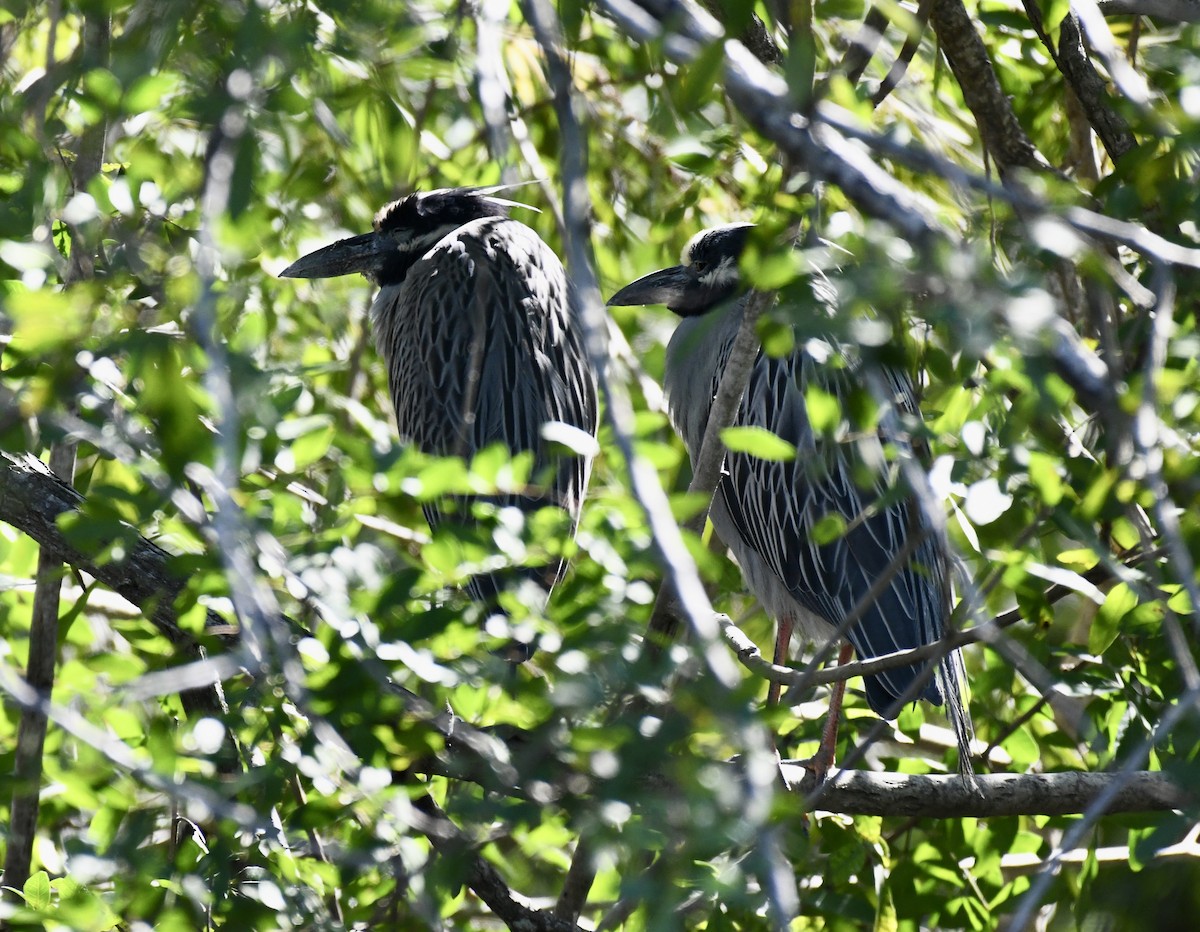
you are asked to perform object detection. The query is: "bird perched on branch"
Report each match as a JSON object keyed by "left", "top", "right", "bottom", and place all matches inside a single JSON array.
[
  {"left": 608, "top": 223, "right": 971, "bottom": 776},
  {"left": 283, "top": 187, "right": 598, "bottom": 653}
]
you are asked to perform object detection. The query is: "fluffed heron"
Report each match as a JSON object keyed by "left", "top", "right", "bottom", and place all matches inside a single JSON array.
[{"left": 283, "top": 187, "right": 599, "bottom": 654}]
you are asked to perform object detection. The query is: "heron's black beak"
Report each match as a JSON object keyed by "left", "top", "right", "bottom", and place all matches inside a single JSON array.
[
  {"left": 281, "top": 232, "right": 392, "bottom": 279},
  {"left": 607, "top": 266, "right": 692, "bottom": 309}
]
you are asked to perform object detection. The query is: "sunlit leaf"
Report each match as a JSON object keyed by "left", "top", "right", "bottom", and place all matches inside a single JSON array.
[{"left": 720, "top": 425, "right": 797, "bottom": 461}]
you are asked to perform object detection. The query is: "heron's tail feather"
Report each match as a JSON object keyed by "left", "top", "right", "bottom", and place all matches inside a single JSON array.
[{"left": 936, "top": 649, "right": 979, "bottom": 790}]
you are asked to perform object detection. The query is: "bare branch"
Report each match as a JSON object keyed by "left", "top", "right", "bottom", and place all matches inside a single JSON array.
[
  {"left": 5, "top": 11, "right": 114, "bottom": 896},
  {"left": 1022, "top": 0, "right": 1138, "bottom": 162},
  {"left": 521, "top": 4, "right": 793, "bottom": 924},
  {"left": 473, "top": 0, "right": 522, "bottom": 186},
  {"left": 722, "top": 44, "right": 946, "bottom": 246},
  {"left": 783, "top": 768, "right": 1190, "bottom": 817},
  {"left": 698, "top": 0, "right": 781, "bottom": 64},
  {"left": 0, "top": 657, "right": 271, "bottom": 835},
  {"left": 193, "top": 123, "right": 299, "bottom": 689},
  {"left": 928, "top": 0, "right": 1055, "bottom": 174},
  {"left": 842, "top": 7, "right": 891, "bottom": 85},
  {"left": 1072, "top": 0, "right": 1155, "bottom": 106},
  {"left": 871, "top": 0, "right": 934, "bottom": 107},
  {"left": 725, "top": 544, "right": 1165, "bottom": 690},
  {"left": 1, "top": 452, "right": 198, "bottom": 649},
  {"left": 813, "top": 103, "right": 1200, "bottom": 269},
  {"left": 415, "top": 795, "right": 583, "bottom": 932},
  {"left": 599, "top": 1, "right": 1200, "bottom": 272},
  {"left": 524, "top": 0, "right": 739, "bottom": 684},
  {"left": 4, "top": 444, "right": 76, "bottom": 901},
  {"left": 554, "top": 840, "right": 597, "bottom": 924},
  {"left": 1132, "top": 267, "right": 1200, "bottom": 675}
]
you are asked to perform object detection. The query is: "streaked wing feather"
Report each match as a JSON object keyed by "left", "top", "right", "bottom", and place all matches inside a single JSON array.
[
  {"left": 376, "top": 217, "right": 597, "bottom": 604},
  {"left": 666, "top": 299, "right": 949, "bottom": 710}
]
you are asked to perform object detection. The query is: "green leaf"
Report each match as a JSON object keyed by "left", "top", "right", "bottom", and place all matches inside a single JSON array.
[
  {"left": 290, "top": 422, "right": 335, "bottom": 469},
  {"left": 6, "top": 287, "right": 92, "bottom": 353},
  {"left": 82, "top": 68, "right": 122, "bottom": 109},
  {"left": 23, "top": 871, "right": 51, "bottom": 910},
  {"left": 805, "top": 384, "right": 842, "bottom": 435},
  {"left": 720, "top": 426, "right": 797, "bottom": 461},
  {"left": 745, "top": 247, "right": 802, "bottom": 290},
  {"left": 1090, "top": 582, "right": 1137, "bottom": 654},
  {"left": 1057, "top": 547, "right": 1098, "bottom": 570},
  {"left": 758, "top": 317, "right": 796, "bottom": 358},
  {"left": 811, "top": 512, "right": 847, "bottom": 545},
  {"left": 1002, "top": 725, "right": 1040, "bottom": 770},
  {"left": 675, "top": 42, "right": 724, "bottom": 111},
  {"left": 123, "top": 72, "right": 182, "bottom": 112},
  {"left": 1027, "top": 451, "right": 1063, "bottom": 505}
]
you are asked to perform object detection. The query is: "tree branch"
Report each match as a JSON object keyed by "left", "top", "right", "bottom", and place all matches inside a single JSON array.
[
  {"left": 782, "top": 769, "right": 1190, "bottom": 817},
  {"left": 1022, "top": 0, "right": 1138, "bottom": 162},
  {"left": 415, "top": 795, "right": 582, "bottom": 932},
  {"left": 842, "top": 7, "right": 892, "bottom": 85},
  {"left": 698, "top": 0, "right": 782, "bottom": 64},
  {"left": 872, "top": 0, "right": 933, "bottom": 106},
  {"left": 723, "top": 544, "right": 1166, "bottom": 690},
  {"left": 599, "top": 0, "right": 1200, "bottom": 274},
  {"left": 928, "top": 0, "right": 1056, "bottom": 175},
  {"left": 1, "top": 452, "right": 196, "bottom": 649},
  {"left": 813, "top": 101, "right": 1200, "bottom": 268},
  {"left": 1009, "top": 679, "right": 1200, "bottom": 928},
  {"left": 4, "top": 444, "right": 76, "bottom": 903},
  {"left": 642, "top": 288, "right": 774, "bottom": 652},
  {"left": 6, "top": 460, "right": 1180, "bottom": 826},
  {"left": 722, "top": 44, "right": 947, "bottom": 247}
]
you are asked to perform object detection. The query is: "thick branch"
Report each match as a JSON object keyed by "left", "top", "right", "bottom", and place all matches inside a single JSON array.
[
  {"left": 928, "top": 0, "right": 1054, "bottom": 174},
  {"left": 1022, "top": 1, "right": 1137, "bottom": 162},
  {"left": 723, "top": 44, "right": 946, "bottom": 247},
  {"left": 813, "top": 102, "right": 1200, "bottom": 269},
  {"left": 784, "top": 769, "right": 1189, "bottom": 817},
  {"left": 0, "top": 452, "right": 195, "bottom": 649}
]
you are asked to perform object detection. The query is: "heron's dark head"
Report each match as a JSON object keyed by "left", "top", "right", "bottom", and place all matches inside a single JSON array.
[
  {"left": 607, "top": 223, "right": 753, "bottom": 317},
  {"left": 280, "top": 187, "right": 515, "bottom": 287}
]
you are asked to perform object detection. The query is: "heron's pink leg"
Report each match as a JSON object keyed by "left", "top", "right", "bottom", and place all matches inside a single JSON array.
[
  {"left": 767, "top": 614, "right": 794, "bottom": 706},
  {"left": 807, "top": 642, "right": 855, "bottom": 780}
]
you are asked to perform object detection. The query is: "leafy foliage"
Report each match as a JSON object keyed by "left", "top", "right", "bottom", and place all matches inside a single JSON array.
[{"left": 1, "top": 0, "right": 1199, "bottom": 929}]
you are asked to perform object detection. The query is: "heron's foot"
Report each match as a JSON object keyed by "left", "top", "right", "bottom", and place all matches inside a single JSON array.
[{"left": 782, "top": 750, "right": 836, "bottom": 787}]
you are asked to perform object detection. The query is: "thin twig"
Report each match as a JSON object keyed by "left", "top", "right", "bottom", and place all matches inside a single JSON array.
[{"left": 642, "top": 288, "right": 774, "bottom": 652}]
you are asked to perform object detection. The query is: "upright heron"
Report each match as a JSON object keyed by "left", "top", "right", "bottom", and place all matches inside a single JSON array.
[
  {"left": 283, "top": 187, "right": 599, "bottom": 652},
  {"left": 609, "top": 223, "right": 971, "bottom": 775}
]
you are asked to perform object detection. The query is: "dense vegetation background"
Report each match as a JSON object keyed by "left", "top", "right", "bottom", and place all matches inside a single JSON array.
[{"left": 2, "top": 0, "right": 1199, "bottom": 928}]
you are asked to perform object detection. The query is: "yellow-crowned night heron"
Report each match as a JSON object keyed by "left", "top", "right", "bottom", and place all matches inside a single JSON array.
[
  {"left": 608, "top": 223, "right": 971, "bottom": 773},
  {"left": 283, "top": 188, "right": 598, "bottom": 652}
]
